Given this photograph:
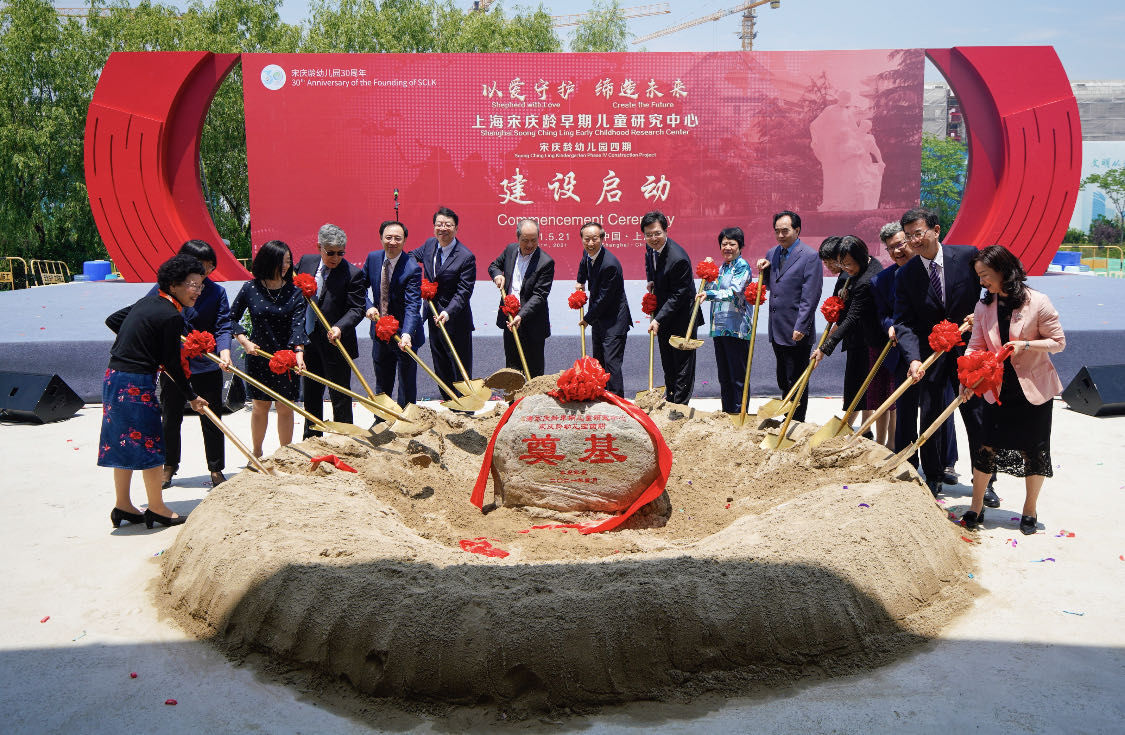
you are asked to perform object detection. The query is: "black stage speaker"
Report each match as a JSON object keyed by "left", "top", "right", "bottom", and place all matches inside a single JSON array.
[
  {"left": 0, "top": 372, "right": 84, "bottom": 423},
  {"left": 1062, "top": 365, "right": 1125, "bottom": 417}
]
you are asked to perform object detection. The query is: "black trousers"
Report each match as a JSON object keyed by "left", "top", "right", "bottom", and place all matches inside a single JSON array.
[
  {"left": 915, "top": 358, "right": 981, "bottom": 481},
  {"left": 302, "top": 342, "right": 354, "bottom": 437},
  {"left": 657, "top": 328, "right": 697, "bottom": 406},
  {"left": 714, "top": 335, "right": 750, "bottom": 414},
  {"left": 894, "top": 362, "right": 960, "bottom": 471},
  {"left": 504, "top": 328, "right": 546, "bottom": 378},
  {"left": 372, "top": 342, "right": 417, "bottom": 407},
  {"left": 773, "top": 334, "right": 812, "bottom": 422},
  {"left": 592, "top": 329, "right": 627, "bottom": 397},
  {"left": 160, "top": 369, "right": 224, "bottom": 471},
  {"left": 429, "top": 322, "right": 472, "bottom": 392}
]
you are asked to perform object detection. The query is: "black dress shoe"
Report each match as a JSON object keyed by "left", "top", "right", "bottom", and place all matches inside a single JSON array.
[
  {"left": 110, "top": 508, "right": 146, "bottom": 528},
  {"left": 927, "top": 479, "right": 942, "bottom": 497},
  {"left": 983, "top": 487, "right": 1001, "bottom": 508},
  {"left": 1019, "top": 515, "right": 1037, "bottom": 535},
  {"left": 210, "top": 471, "right": 226, "bottom": 487},
  {"left": 942, "top": 466, "right": 959, "bottom": 485},
  {"left": 961, "top": 507, "right": 986, "bottom": 530},
  {"left": 144, "top": 509, "right": 186, "bottom": 529}
]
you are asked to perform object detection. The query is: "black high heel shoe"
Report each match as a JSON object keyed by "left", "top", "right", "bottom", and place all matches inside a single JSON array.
[
  {"left": 961, "top": 507, "right": 986, "bottom": 531},
  {"left": 1019, "top": 515, "right": 1037, "bottom": 535},
  {"left": 144, "top": 509, "right": 186, "bottom": 529},
  {"left": 110, "top": 508, "right": 146, "bottom": 528}
]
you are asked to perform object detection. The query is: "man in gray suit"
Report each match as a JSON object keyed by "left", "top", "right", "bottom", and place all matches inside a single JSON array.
[{"left": 755, "top": 210, "right": 823, "bottom": 422}]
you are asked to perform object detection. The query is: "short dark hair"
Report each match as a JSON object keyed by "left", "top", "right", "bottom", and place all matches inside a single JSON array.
[
  {"left": 900, "top": 207, "right": 939, "bottom": 230},
  {"left": 379, "top": 220, "right": 408, "bottom": 239},
  {"left": 971, "top": 244, "right": 1028, "bottom": 306},
  {"left": 837, "top": 235, "right": 870, "bottom": 265},
  {"left": 818, "top": 236, "right": 842, "bottom": 261},
  {"left": 641, "top": 211, "right": 669, "bottom": 231},
  {"left": 178, "top": 239, "right": 217, "bottom": 267},
  {"left": 433, "top": 207, "right": 459, "bottom": 226},
  {"left": 252, "top": 240, "right": 293, "bottom": 283},
  {"left": 773, "top": 210, "right": 801, "bottom": 232},
  {"left": 717, "top": 226, "right": 744, "bottom": 251},
  {"left": 157, "top": 254, "right": 205, "bottom": 293},
  {"left": 580, "top": 220, "right": 604, "bottom": 237}
]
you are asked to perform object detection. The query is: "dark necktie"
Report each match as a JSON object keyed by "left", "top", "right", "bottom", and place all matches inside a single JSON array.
[
  {"left": 780, "top": 246, "right": 790, "bottom": 269},
  {"left": 435, "top": 246, "right": 443, "bottom": 276},
  {"left": 929, "top": 259, "right": 944, "bottom": 306},
  {"left": 380, "top": 258, "right": 392, "bottom": 315}
]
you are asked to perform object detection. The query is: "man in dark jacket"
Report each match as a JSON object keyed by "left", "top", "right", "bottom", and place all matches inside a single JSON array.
[
  {"left": 363, "top": 220, "right": 424, "bottom": 407},
  {"left": 575, "top": 221, "right": 631, "bottom": 396},
  {"left": 643, "top": 210, "right": 700, "bottom": 405},
  {"left": 488, "top": 219, "right": 555, "bottom": 377}
]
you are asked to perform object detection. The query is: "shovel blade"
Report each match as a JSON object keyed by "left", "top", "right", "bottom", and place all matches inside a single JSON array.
[
  {"left": 760, "top": 432, "right": 796, "bottom": 450},
  {"left": 729, "top": 411, "right": 756, "bottom": 427},
  {"left": 440, "top": 394, "right": 487, "bottom": 412},
  {"left": 669, "top": 336, "right": 704, "bottom": 351},
  {"left": 453, "top": 378, "right": 492, "bottom": 404},
  {"left": 807, "top": 417, "right": 852, "bottom": 449},
  {"left": 319, "top": 420, "right": 377, "bottom": 438},
  {"left": 634, "top": 386, "right": 666, "bottom": 403},
  {"left": 755, "top": 398, "right": 790, "bottom": 423}
]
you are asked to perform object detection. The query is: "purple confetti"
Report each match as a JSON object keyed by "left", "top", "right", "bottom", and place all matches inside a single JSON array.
[
  {"left": 858, "top": 503, "right": 870, "bottom": 508},
  {"left": 1030, "top": 557, "right": 1056, "bottom": 563}
]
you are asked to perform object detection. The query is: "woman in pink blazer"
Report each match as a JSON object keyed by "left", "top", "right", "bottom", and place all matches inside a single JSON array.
[{"left": 960, "top": 245, "right": 1065, "bottom": 535}]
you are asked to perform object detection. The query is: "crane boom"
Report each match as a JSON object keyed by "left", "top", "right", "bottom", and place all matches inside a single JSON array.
[
  {"left": 552, "top": 2, "right": 670, "bottom": 28},
  {"left": 631, "top": 0, "right": 777, "bottom": 45}
]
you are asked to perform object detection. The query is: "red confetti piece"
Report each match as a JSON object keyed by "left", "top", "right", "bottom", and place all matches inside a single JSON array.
[
  {"left": 960, "top": 536, "right": 975, "bottom": 543},
  {"left": 459, "top": 539, "right": 509, "bottom": 558},
  {"left": 164, "top": 699, "right": 177, "bottom": 706},
  {"left": 130, "top": 672, "right": 137, "bottom": 679},
  {"left": 308, "top": 455, "right": 357, "bottom": 473},
  {"left": 40, "top": 616, "right": 49, "bottom": 623},
  {"left": 725, "top": 503, "right": 731, "bottom": 509}
]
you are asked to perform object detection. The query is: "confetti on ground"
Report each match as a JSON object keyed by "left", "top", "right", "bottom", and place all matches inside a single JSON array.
[
  {"left": 153, "top": 550, "right": 164, "bottom": 557},
  {"left": 1062, "top": 610, "right": 1085, "bottom": 616},
  {"left": 40, "top": 616, "right": 49, "bottom": 623},
  {"left": 164, "top": 699, "right": 177, "bottom": 706},
  {"left": 72, "top": 630, "right": 87, "bottom": 641},
  {"left": 725, "top": 503, "right": 731, "bottom": 509},
  {"left": 459, "top": 539, "right": 509, "bottom": 558},
  {"left": 858, "top": 503, "right": 870, "bottom": 508},
  {"left": 968, "top": 573, "right": 974, "bottom": 579},
  {"left": 1054, "top": 530, "right": 1076, "bottom": 538},
  {"left": 936, "top": 498, "right": 946, "bottom": 504},
  {"left": 1030, "top": 557, "right": 1056, "bottom": 563},
  {"left": 1011, "top": 517, "right": 1020, "bottom": 521},
  {"left": 843, "top": 485, "right": 849, "bottom": 489},
  {"left": 130, "top": 672, "right": 137, "bottom": 679},
  {"left": 960, "top": 535, "right": 975, "bottom": 544}
]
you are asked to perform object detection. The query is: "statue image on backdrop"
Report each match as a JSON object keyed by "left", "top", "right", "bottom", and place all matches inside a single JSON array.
[{"left": 809, "top": 90, "right": 885, "bottom": 211}]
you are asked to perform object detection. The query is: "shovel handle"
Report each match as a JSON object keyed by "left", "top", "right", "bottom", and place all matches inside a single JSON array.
[
  {"left": 496, "top": 282, "right": 532, "bottom": 380},
  {"left": 428, "top": 300, "right": 474, "bottom": 386},
  {"left": 736, "top": 272, "right": 767, "bottom": 424},
  {"left": 394, "top": 335, "right": 460, "bottom": 401},
  {"left": 307, "top": 299, "right": 378, "bottom": 402},
  {"left": 836, "top": 338, "right": 895, "bottom": 433}
]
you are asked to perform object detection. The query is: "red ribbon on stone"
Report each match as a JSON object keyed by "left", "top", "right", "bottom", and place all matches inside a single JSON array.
[
  {"left": 471, "top": 358, "right": 672, "bottom": 534},
  {"left": 820, "top": 295, "right": 845, "bottom": 324},
  {"left": 420, "top": 277, "right": 438, "bottom": 301},
  {"left": 293, "top": 273, "right": 317, "bottom": 298},
  {"left": 957, "top": 345, "right": 1013, "bottom": 401},
  {"left": 375, "top": 315, "right": 400, "bottom": 342},
  {"left": 309, "top": 454, "right": 357, "bottom": 472},
  {"left": 928, "top": 319, "right": 965, "bottom": 353}
]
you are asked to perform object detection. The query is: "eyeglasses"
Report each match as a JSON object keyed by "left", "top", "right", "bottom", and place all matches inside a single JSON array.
[
  {"left": 322, "top": 249, "right": 346, "bottom": 257},
  {"left": 434, "top": 222, "right": 456, "bottom": 230},
  {"left": 183, "top": 282, "right": 203, "bottom": 291},
  {"left": 904, "top": 228, "right": 932, "bottom": 242}
]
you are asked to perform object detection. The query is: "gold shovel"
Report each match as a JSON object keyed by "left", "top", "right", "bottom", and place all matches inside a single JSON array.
[
  {"left": 393, "top": 336, "right": 487, "bottom": 412},
  {"left": 669, "top": 276, "right": 709, "bottom": 351},
  {"left": 496, "top": 282, "right": 531, "bottom": 381},
  {"left": 760, "top": 352, "right": 816, "bottom": 450},
  {"left": 634, "top": 296, "right": 666, "bottom": 402},
  {"left": 187, "top": 339, "right": 374, "bottom": 438},
  {"left": 305, "top": 297, "right": 381, "bottom": 403},
  {"left": 731, "top": 272, "right": 766, "bottom": 428},
  {"left": 423, "top": 298, "right": 491, "bottom": 406},
  {"left": 249, "top": 349, "right": 426, "bottom": 434},
  {"left": 756, "top": 325, "right": 835, "bottom": 423},
  {"left": 807, "top": 338, "right": 895, "bottom": 448}
]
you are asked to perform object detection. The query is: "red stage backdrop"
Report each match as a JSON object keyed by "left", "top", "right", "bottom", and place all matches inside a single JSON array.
[{"left": 241, "top": 51, "right": 925, "bottom": 279}]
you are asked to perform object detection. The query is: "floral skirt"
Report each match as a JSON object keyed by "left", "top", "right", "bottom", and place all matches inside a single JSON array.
[{"left": 97, "top": 369, "right": 164, "bottom": 470}]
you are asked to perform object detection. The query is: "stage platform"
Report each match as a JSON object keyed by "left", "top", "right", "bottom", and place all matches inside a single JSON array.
[{"left": 1, "top": 274, "right": 1122, "bottom": 402}]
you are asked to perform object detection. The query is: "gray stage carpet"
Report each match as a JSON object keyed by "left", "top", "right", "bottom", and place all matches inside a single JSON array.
[{"left": 1, "top": 275, "right": 1122, "bottom": 403}]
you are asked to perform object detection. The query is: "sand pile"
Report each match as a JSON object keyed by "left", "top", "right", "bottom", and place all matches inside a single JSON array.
[{"left": 158, "top": 381, "right": 977, "bottom": 712}]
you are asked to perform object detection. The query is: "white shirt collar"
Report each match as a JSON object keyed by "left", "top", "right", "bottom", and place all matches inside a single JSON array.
[{"left": 921, "top": 244, "right": 944, "bottom": 270}]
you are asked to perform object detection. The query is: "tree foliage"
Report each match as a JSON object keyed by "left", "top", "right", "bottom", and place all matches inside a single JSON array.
[
  {"left": 569, "top": 0, "right": 629, "bottom": 53},
  {"left": 919, "top": 132, "right": 966, "bottom": 234},
  {"left": 1080, "top": 167, "right": 1125, "bottom": 232},
  {"left": 1089, "top": 215, "right": 1123, "bottom": 246}
]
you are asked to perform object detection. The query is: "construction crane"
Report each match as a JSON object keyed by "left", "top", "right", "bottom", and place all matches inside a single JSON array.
[
  {"left": 551, "top": 2, "right": 670, "bottom": 28},
  {"left": 631, "top": 0, "right": 781, "bottom": 50}
]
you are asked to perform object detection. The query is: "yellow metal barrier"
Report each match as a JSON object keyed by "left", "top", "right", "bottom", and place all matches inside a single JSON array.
[
  {"left": 1059, "top": 245, "right": 1125, "bottom": 277},
  {"left": 30, "top": 259, "right": 71, "bottom": 286},
  {"left": 1, "top": 256, "right": 30, "bottom": 290}
]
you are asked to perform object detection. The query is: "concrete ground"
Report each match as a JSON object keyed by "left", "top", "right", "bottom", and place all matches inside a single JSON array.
[{"left": 0, "top": 396, "right": 1122, "bottom": 734}]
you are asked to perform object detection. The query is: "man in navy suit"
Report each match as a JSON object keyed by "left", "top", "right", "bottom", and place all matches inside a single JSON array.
[
  {"left": 893, "top": 207, "right": 988, "bottom": 499},
  {"left": 575, "top": 221, "right": 631, "bottom": 396},
  {"left": 643, "top": 210, "right": 700, "bottom": 406},
  {"left": 296, "top": 223, "right": 366, "bottom": 437},
  {"left": 488, "top": 219, "right": 555, "bottom": 377},
  {"left": 408, "top": 207, "right": 475, "bottom": 391},
  {"left": 363, "top": 220, "right": 424, "bottom": 407},
  {"left": 755, "top": 210, "right": 822, "bottom": 423}
]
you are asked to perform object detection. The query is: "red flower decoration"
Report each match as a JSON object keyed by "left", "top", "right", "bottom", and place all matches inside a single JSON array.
[
  {"left": 568, "top": 289, "right": 588, "bottom": 310},
  {"left": 501, "top": 293, "right": 520, "bottom": 317},
  {"left": 820, "top": 295, "right": 845, "bottom": 323},
  {"left": 129, "top": 430, "right": 142, "bottom": 440},
  {"left": 127, "top": 386, "right": 140, "bottom": 395},
  {"left": 293, "top": 273, "right": 317, "bottom": 298},
  {"left": 144, "top": 439, "right": 155, "bottom": 449},
  {"left": 641, "top": 292, "right": 658, "bottom": 316},
  {"left": 182, "top": 330, "right": 216, "bottom": 358},
  {"left": 269, "top": 349, "right": 298, "bottom": 375},
  {"left": 743, "top": 282, "right": 767, "bottom": 305},
  {"left": 549, "top": 357, "right": 611, "bottom": 402},
  {"left": 420, "top": 277, "right": 438, "bottom": 301},
  {"left": 695, "top": 259, "right": 720, "bottom": 283},
  {"left": 140, "top": 393, "right": 151, "bottom": 402},
  {"left": 375, "top": 315, "right": 400, "bottom": 342},
  {"left": 928, "top": 319, "right": 965, "bottom": 353},
  {"left": 957, "top": 345, "right": 1014, "bottom": 399}
]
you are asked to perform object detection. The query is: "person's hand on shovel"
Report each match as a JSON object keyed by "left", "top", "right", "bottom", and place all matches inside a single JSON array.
[{"left": 508, "top": 314, "right": 522, "bottom": 331}]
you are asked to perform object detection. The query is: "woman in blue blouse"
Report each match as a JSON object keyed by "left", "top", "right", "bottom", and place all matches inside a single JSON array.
[
  {"left": 697, "top": 227, "right": 753, "bottom": 414},
  {"left": 152, "top": 241, "right": 233, "bottom": 490}
]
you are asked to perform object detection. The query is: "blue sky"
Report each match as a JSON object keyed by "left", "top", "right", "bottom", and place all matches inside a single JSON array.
[{"left": 267, "top": 0, "right": 1123, "bottom": 81}]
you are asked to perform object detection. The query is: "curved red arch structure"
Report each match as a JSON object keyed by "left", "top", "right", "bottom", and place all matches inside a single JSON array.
[
  {"left": 85, "top": 48, "right": 1080, "bottom": 281},
  {"left": 926, "top": 46, "right": 1082, "bottom": 275},
  {"left": 84, "top": 51, "right": 246, "bottom": 282}
]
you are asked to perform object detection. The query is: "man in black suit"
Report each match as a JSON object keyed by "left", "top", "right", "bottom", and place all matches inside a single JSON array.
[
  {"left": 893, "top": 207, "right": 990, "bottom": 501},
  {"left": 363, "top": 220, "right": 424, "bottom": 407},
  {"left": 643, "top": 210, "right": 700, "bottom": 406},
  {"left": 296, "top": 223, "right": 366, "bottom": 437},
  {"left": 408, "top": 207, "right": 476, "bottom": 390},
  {"left": 575, "top": 221, "right": 631, "bottom": 396},
  {"left": 488, "top": 218, "right": 555, "bottom": 377}
]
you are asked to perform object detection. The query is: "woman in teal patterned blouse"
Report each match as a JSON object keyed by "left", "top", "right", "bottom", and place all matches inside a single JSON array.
[{"left": 697, "top": 227, "right": 754, "bottom": 413}]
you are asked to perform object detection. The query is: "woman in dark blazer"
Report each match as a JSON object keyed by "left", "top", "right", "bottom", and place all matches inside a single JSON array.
[{"left": 101, "top": 255, "right": 208, "bottom": 529}]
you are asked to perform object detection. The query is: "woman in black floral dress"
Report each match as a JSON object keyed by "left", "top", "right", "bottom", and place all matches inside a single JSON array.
[{"left": 231, "top": 241, "right": 307, "bottom": 457}]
